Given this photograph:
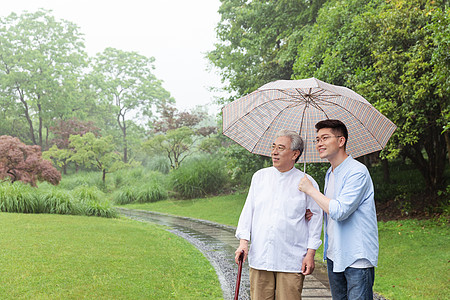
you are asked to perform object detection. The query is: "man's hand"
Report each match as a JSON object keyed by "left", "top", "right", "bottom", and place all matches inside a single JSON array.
[
  {"left": 301, "top": 249, "right": 316, "bottom": 275},
  {"left": 235, "top": 239, "right": 249, "bottom": 264},
  {"left": 305, "top": 209, "right": 313, "bottom": 221},
  {"left": 298, "top": 176, "right": 315, "bottom": 195}
]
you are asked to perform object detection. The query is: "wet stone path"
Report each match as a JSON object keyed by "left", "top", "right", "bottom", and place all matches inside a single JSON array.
[{"left": 117, "top": 208, "right": 332, "bottom": 300}]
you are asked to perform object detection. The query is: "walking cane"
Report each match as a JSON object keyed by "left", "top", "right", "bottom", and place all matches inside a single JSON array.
[{"left": 234, "top": 250, "right": 244, "bottom": 300}]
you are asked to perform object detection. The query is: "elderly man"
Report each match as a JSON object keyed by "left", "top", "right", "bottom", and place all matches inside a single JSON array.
[{"left": 235, "top": 129, "right": 323, "bottom": 300}]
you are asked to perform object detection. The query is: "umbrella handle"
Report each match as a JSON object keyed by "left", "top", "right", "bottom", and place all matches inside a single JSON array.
[{"left": 234, "top": 250, "right": 244, "bottom": 300}]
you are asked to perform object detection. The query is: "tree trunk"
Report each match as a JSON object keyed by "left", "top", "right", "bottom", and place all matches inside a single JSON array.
[
  {"left": 117, "top": 107, "right": 128, "bottom": 163},
  {"left": 19, "top": 91, "right": 37, "bottom": 145},
  {"left": 37, "top": 100, "right": 43, "bottom": 147},
  {"left": 382, "top": 158, "right": 390, "bottom": 183},
  {"left": 403, "top": 124, "right": 446, "bottom": 201},
  {"left": 444, "top": 131, "right": 450, "bottom": 168},
  {"left": 102, "top": 169, "right": 106, "bottom": 183}
]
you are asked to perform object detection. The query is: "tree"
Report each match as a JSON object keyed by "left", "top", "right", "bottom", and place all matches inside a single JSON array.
[
  {"left": 90, "top": 47, "right": 173, "bottom": 163},
  {"left": 207, "top": 0, "right": 327, "bottom": 101},
  {"left": 68, "top": 133, "right": 125, "bottom": 183},
  {"left": 42, "top": 145, "right": 72, "bottom": 175},
  {"left": 0, "top": 9, "right": 88, "bottom": 148},
  {"left": 0, "top": 135, "right": 61, "bottom": 186},
  {"left": 428, "top": 6, "right": 450, "bottom": 166},
  {"left": 144, "top": 127, "right": 195, "bottom": 169},
  {"left": 292, "top": 0, "right": 449, "bottom": 196},
  {"left": 145, "top": 105, "right": 217, "bottom": 169},
  {"left": 355, "top": 0, "right": 449, "bottom": 195},
  {"left": 49, "top": 118, "right": 100, "bottom": 149},
  {"left": 151, "top": 104, "right": 217, "bottom": 136}
]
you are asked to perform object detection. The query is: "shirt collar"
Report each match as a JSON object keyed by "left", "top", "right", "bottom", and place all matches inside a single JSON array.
[
  {"left": 273, "top": 165, "right": 296, "bottom": 176},
  {"left": 328, "top": 155, "right": 353, "bottom": 175}
]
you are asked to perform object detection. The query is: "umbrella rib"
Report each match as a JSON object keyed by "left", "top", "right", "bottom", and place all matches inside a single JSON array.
[
  {"left": 326, "top": 101, "right": 387, "bottom": 148},
  {"left": 249, "top": 105, "right": 294, "bottom": 154},
  {"left": 276, "top": 88, "right": 387, "bottom": 148}
]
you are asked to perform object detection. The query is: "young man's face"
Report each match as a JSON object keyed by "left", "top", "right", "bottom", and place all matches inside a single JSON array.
[
  {"left": 315, "top": 128, "right": 344, "bottom": 160},
  {"left": 271, "top": 136, "right": 299, "bottom": 172}
]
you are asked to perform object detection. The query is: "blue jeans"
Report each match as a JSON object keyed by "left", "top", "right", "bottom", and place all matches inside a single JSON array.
[{"left": 327, "top": 259, "right": 375, "bottom": 300}]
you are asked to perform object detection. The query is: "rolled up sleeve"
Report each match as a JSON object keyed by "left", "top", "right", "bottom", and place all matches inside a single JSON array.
[{"left": 329, "top": 171, "right": 367, "bottom": 221}]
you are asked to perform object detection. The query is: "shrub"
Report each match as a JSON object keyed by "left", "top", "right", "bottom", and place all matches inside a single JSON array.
[
  {"left": 59, "top": 171, "right": 107, "bottom": 191},
  {"left": 38, "top": 189, "right": 79, "bottom": 215},
  {"left": 0, "top": 135, "right": 61, "bottom": 186},
  {"left": 72, "top": 185, "right": 117, "bottom": 218},
  {"left": 79, "top": 199, "right": 117, "bottom": 218},
  {"left": 0, "top": 182, "right": 38, "bottom": 213},
  {"left": 147, "top": 156, "right": 171, "bottom": 174},
  {"left": 112, "top": 171, "right": 168, "bottom": 204},
  {"left": 136, "top": 181, "right": 168, "bottom": 203},
  {"left": 72, "top": 185, "right": 104, "bottom": 202},
  {"left": 113, "top": 187, "right": 137, "bottom": 205},
  {"left": 170, "top": 156, "right": 229, "bottom": 199}
]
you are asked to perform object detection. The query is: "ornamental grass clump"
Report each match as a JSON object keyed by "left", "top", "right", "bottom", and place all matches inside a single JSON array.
[
  {"left": 170, "top": 156, "right": 229, "bottom": 199},
  {"left": 38, "top": 189, "right": 79, "bottom": 215},
  {"left": 113, "top": 187, "right": 137, "bottom": 205},
  {"left": 0, "top": 182, "right": 38, "bottom": 213},
  {"left": 72, "top": 185, "right": 117, "bottom": 218},
  {"left": 136, "top": 181, "right": 168, "bottom": 203},
  {"left": 113, "top": 171, "right": 168, "bottom": 204}
]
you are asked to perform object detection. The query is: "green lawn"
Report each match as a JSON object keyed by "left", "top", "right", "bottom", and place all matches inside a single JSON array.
[
  {"left": 123, "top": 194, "right": 450, "bottom": 300},
  {"left": 0, "top": 213, "right": 222, "bottom": 299}
]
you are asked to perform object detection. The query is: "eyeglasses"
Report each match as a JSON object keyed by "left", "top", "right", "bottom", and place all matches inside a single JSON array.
[
  {"left": 270, "top": 144, "right": 288, "bottom": 152},
  {"left": 313, "top": 135, "right": 342, "bottom": 144}
]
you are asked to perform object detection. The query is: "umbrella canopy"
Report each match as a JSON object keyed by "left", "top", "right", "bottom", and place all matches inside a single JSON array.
[{"left": 222, "top": 77, "right": 396, "bottom": 163}]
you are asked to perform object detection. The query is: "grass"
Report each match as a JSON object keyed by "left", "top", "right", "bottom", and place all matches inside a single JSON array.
[
  {"left": 121, "top": 195, "right": 450, "bottom": 300},
  {"left": 0, "top": 212, "right": 222, "bottom": 299},
  {"left": 124, "top": 193, "right": 248, "bottom": 226},
  {"left": 375, "top": 219, "right": 449, "bottom": 299}
]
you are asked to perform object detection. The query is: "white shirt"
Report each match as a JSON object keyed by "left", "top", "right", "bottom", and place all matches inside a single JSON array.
[{"left": 235, "top": 166, "right": 323, "bottom": 273}]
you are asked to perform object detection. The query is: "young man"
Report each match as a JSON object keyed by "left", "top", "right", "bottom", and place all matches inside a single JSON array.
[
  {"left": 235, "top": 129, "right": 323, "bottom": 300},
  {"left": 298, "top": 119, "right": 378, "bottom": 300}
]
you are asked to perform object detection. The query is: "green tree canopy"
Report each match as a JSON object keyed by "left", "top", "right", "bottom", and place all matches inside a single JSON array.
[
  {"left": 144, "top": 127, "right": 195, "bottom": 170},
  {"left": 68, "top": 132, "right": 124, "bottom": 183},
  {"left": 90, "top": 48, "right": 174, "bottom": 163},
  {"left": 207, "top": 0, "right": 326, "bottom": 102},
  {"left": 292, "top": 0, "right": 449, "bottom": 194},
  {"left": 0, "top": 9, "right": 88, "bottom": 147}
]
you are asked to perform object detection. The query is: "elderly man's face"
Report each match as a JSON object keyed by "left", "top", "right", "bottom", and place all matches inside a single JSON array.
[{"left": 271, "top": 136, "right": 299, "bottom": 173}]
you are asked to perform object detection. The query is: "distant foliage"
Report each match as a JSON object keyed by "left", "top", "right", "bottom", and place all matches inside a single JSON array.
[
  {"left": 0, "top": 181, "right": 117, "bottom": 218},
  {"left": 49, "top": 118, "right": 100, "bottom": 149},
  {"left": 170, "top": 156, "right": 229, "bottom": 199},
  {"left": 112, "top": 169, "right": 168, "bottom": 204},
  {"left": 38, "top": 189, "right": 79, "bottom": 215},
  {"left": 0, "top": 182, "right": 38, "bottom": 213},
  {"left": 0, "top": 135, "right": 61, "bottom": 186}
]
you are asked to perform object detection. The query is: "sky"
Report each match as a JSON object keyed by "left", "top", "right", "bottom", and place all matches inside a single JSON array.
[{"left": 2, "top": 0, "right": 225, "bottom": 115}]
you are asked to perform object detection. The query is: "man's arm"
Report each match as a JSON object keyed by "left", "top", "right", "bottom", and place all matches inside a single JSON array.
[
  {"left": 235, "top": 239, "right": 249, "bottom": 264},
  {"left": 299, "top": 176, "right": 331, "bottom": 214},
  {"left": 301, "top": 249, "right": 316, "bottom": 275}
]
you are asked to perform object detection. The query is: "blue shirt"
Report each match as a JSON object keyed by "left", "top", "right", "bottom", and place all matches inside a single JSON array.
[{"left": 324, "top": 156, "right": 379, "bottom": 272}]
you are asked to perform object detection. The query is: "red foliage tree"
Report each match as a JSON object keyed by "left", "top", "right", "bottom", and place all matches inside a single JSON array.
[
  {"left": 0, "top": 135, "right": 61, "bottom": 186},
  {"left": 152, "top": 105, "right": 217, "bottom": 136},
  {"left": 49, "top": 118, "right": 100, "bottom": 149}
]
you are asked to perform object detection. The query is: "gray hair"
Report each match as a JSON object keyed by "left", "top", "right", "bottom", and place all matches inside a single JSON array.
[{"left": 275, "top": 129, "right": 304, "bottom": 162}]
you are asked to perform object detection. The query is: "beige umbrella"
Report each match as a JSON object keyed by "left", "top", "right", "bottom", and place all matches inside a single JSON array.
[{"left": 222, "top": 77, "right": 396, "bottom": 164}]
